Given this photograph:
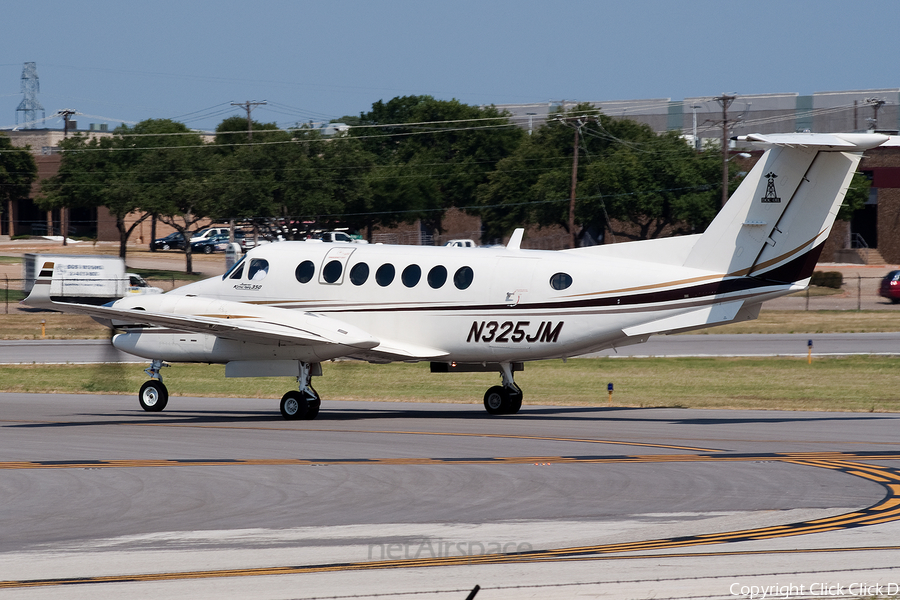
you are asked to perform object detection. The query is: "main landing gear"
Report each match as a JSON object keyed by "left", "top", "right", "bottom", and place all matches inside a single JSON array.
[
  {"left": 483, "top": 362, "right": 523, "bottom": 416},
  {"left": 135, "top": 359, "right": 323, "bottom": 420},
  {"left": 280, "top": 361, "right": 321, "bottom": 420}
]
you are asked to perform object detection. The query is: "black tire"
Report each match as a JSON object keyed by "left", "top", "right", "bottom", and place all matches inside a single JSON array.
[
  {"left": 139, "top": 380, "right": 168, "bottom": 412},
  {"left": 505, "top": 390, "right": 523, "bottom": 414},
  {"left": 302, "top": 386, "right": 321, "bottom": 420},
  {"left": 304, "top": 397, "right": 321, "bottom": 420},
  {"left": 162, "top": 243, "right": 170, "bottom": 250},
  {"left": 203, "top": 245, "right": 213, "bottom": 254},
  {"left": 483, "top": 386, "right": 507, "bottom": 415},
  {"left": 280, "top": 391, "right": 307, "bottom": 420}
]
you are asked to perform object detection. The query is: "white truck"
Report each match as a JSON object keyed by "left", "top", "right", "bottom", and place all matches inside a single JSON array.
[{"left": 23, "top": 254, "right": 162, "bottom": 305}]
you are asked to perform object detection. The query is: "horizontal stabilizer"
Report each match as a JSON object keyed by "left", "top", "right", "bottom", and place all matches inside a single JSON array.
[
  {"left": 622, "top": 300, "right": 743, "bottom": 337},
  {"left": 735, "top": 133, "right": 888, "bottom": 151}
]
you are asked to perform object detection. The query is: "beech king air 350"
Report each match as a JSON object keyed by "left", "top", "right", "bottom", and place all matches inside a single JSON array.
[{"left": 24, "top": 133, "right": 888, "bottom": 419}]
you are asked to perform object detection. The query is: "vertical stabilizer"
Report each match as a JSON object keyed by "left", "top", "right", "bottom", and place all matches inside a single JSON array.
[{"left": 684, "top": 133, "right": 887, "bottom": 281}]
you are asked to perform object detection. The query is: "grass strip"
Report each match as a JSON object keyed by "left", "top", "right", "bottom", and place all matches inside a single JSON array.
[{"left": 1, "top": 356, "right": 898, "bottom": 413}]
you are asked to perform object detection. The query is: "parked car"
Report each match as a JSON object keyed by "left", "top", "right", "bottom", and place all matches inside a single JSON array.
[
  {"left": 320, "top": 231, "right": 367, "bottom": 243},
  {"left": 191, "top": 227, "right": 231, "bottom": 243},
  {"left": 151, "top": 232, "right": 187, "bottom": 251},
  {"left": 444, "top": 239, "right": 476, "bottom": 248},
  {"left": 191, "top": 233, "right": 232, "bottom": 254},
  {"left": 879, "top": 270, "right": 900, "bottom": 303}
]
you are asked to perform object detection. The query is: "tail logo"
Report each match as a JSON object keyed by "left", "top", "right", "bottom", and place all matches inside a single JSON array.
[{"left": 761, "top": 172, "right": 781, "bottom": 203}]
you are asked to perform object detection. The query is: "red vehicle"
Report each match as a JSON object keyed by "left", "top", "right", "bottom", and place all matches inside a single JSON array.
[{"left": 879, "top": 270, "right": 900, "bottom": 303}]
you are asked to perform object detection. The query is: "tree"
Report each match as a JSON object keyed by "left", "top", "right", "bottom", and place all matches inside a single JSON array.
[
  {"left": 477, "top": 104, "right": 724, "bottom": 243},
  {"left": 0, "top": 134, "right": 38, "bottom": 236},
  {"left": 581, "top": 132, "right": 721, "bottom": 240},
  {"left": 282, "top": 128, "right": 376, "bottom": 238},
  {"left": 124, "top": 119, "right": 215, "bottom": 274},
  {"left": 348, "top": 96, "right": 523, "bottom": 238},
  {"left": 40, "top": 132, "right": 149, "bottom": 258},
  {"left": 839, "top": 171, "right": 871, "bottom": 221}
]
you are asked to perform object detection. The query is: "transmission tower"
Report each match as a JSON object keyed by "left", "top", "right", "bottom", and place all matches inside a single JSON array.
[{"left": 16, "top": 62, "right": 45, "bottom": 129}]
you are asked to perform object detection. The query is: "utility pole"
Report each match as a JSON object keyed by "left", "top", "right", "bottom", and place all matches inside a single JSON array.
[
  {"left": 231, "top": 100, "right": 267, "bottom": 140},
  {"left": 569, "top": 122, "right": 580, "bottom": 249},
  {"left": 56, "top": 109, "right": 77, "bottom": 246},
  {"left": 865, "top": 97, "right": 886, "bottom": 131},
  {"left": 714, "top": 94, "right": 736, "bottom": 208},
  {"left": 556, "top": 115, "right": 590, "bottom": 249}
]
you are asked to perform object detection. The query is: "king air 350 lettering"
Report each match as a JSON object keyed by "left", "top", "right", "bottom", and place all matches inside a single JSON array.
[{"left": 467, "top": 321, "right": 563, "bottom": 343}]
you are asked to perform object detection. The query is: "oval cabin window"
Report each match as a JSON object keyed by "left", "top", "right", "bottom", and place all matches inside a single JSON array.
[
  {"left": 349, "top": 263, "right": 369, "bottom": 286},
  {"left": 376, "top": 264, "right": 395, "bottom": 287},
  {"left": 295, "top": 260, "right": 315, "bottom": 283},
  {"left": 401, "top": 264, "right": 421, "bottom": 288},
  {"left": 322, "top": 260, "right": 343, "bottom": 284},
  {"left": 427, "top": 265, "right": 447, "bottom": 289},
  {"left": 550, "top": 272, "right": 572, "bottom": 290},
  {"left": 454, "top": 266, "right": 474, "bottom": 290}
]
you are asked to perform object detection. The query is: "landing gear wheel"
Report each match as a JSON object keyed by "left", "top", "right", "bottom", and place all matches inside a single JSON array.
[
  {"left": 484, "top": 386, "right": 507, "bottom": 415},
  {"left": 280, "top": 391, "right": 308, "bottom": 420},
  {"left": 303, "top": 387, "right": 321, "bottom": 420},
  {"left": 139, "top": 380, "right": 168, "bottom": 412},
  {"left": 505, "top": 390, "right": 523, "bottom": 415}
]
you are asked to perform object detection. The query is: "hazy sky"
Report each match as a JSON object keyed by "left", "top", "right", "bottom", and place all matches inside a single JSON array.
[{"left": 2, "top": 0, "right": 897, "bottom": 131}]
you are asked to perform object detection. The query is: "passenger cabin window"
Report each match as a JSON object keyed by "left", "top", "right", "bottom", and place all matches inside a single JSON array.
[
  {"left": 454, "top": 266, "right": 474, "bottom": 290},
  {"left": 349, "top": 263, "right": 369, "bottom": 286},
  {"left": 550, "top": 272, "right": 573, "bottom": 290},
  {"left": 427, "top": 265, "right": 447, "bottom": 289},
  {"left": 376, "top": 264, "right": 395, "bottom": 287},
  {"left": 401, "top": 264, "right": 421, "bottom": 287},
  {"left": 248, "top": 259, "right": 269, "bottom": 281},
  {"left": 322, "top": 260, "right": 343, "bottom": 284},
  {"left": 295, "top": 260, "right": 315, "bottom": 283}
]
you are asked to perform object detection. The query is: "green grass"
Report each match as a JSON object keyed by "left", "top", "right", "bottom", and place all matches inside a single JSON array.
[
  {"left": 2, "top": 356, "right": 899, "bottom": 413},
  {"left": 0, "top": 256, "right": 22, "bottom": 264},
  {"left": 127, "top": 267, "right": 209, "bottom": 282}
]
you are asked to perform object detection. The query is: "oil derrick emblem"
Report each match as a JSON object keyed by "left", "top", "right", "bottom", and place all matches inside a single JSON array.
[{"left": 761, "top": 172, "right": 781, "bottom": 203}]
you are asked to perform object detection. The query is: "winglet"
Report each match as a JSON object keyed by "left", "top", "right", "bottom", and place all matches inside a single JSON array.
[
  {"left": 507, "top": 228, "right": 524, "bottom": 250},
  {"left": 22, "top": 261, "right": 55, "bottom": 310}
]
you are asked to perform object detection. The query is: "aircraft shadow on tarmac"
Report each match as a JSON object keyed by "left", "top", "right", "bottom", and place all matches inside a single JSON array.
[{"left": 5, "top": 404, "right": 895, "bottom": 428}]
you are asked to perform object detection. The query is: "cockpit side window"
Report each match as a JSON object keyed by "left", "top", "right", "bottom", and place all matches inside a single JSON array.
[
  {"left": 223, "top": 256, "right": 246, "bottom": 280},
  {"left": 248, "top": 258, "right": 269, "bottom": 281}
]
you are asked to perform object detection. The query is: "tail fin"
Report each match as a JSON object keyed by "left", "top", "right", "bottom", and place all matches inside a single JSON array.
[{"left": 684, "top": 133, "right": 887, "bottom": 282}]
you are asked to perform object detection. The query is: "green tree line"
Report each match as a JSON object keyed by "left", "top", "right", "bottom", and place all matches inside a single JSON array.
[{"left": 31, "top": 96, "right": 777, "bottom": 271}]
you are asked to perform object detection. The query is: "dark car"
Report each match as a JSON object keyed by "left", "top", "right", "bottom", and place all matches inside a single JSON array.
[
  {"left": 151, "top": 232, "right": 187, "bottom": 251},
  {"left": 191, "top": 233, "right": 233, "bottom": 254},
  {"left": 879, "top": 270, "right": 900, "bottom": 303}
]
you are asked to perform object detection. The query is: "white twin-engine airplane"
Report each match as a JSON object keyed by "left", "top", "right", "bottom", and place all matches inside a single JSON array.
[{"left": 25, "top": 133, "right": 888, "bottom": 419}]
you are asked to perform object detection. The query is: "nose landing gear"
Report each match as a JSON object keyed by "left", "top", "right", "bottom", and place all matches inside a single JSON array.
[{"left": 139, "top": 360, "right": 169, "bottom": 412}]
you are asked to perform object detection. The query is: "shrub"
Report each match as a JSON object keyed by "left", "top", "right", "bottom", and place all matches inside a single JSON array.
[{"left": 810, "top": 271, "right": 843, "bottom": 289}]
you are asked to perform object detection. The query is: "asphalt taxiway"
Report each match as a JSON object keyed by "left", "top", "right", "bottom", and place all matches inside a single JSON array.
[{"left": 1, "top": 393, "right": 899, "bottom": 599}]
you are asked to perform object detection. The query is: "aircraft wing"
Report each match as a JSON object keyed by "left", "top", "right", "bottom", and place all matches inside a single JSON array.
[{"left": 23, "top": 285, "right": 380, "bottom": 350}]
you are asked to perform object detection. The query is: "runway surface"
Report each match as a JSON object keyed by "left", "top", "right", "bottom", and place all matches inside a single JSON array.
[
  {"left": 3, "top": 332, "right": 900, "bottom": 364},
  {"left": 1, "top": 393, "right": 899, "bottom": 599}
]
